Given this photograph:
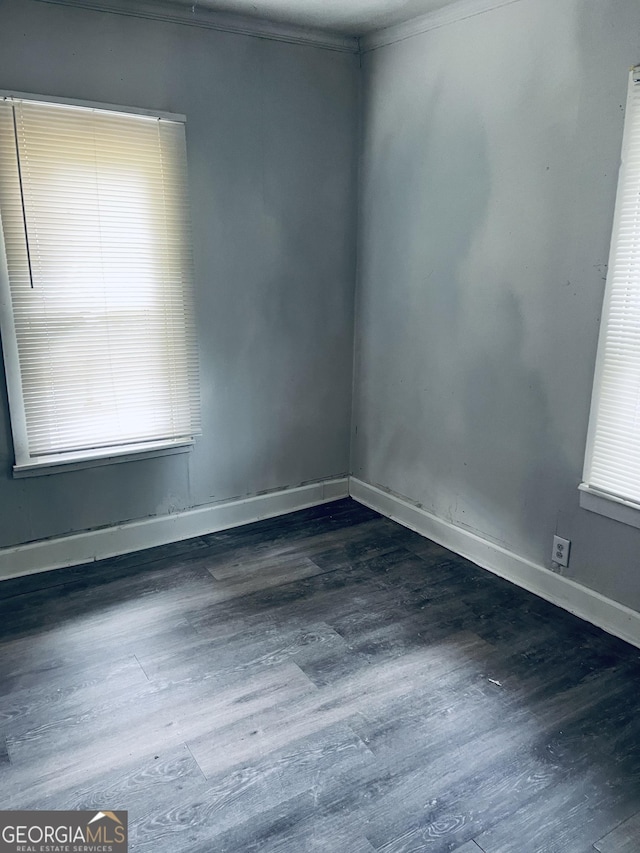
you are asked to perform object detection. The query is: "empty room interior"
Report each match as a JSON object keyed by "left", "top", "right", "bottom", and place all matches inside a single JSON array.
[{"left": 1, "top": 0, "right": 640, "bottom": 850}]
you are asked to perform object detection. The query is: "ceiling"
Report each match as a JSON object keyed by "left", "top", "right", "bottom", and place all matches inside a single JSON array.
[{"left": 169, "top": 0, "right": 461, "bottom": 35}]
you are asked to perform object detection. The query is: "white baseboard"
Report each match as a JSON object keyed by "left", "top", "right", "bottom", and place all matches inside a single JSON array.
[
  {"left": 349, "top": 477, "right": 640, "bottom": 651},
  {"left": 0, "top": 477, "right": 349, "bottom": 582}
]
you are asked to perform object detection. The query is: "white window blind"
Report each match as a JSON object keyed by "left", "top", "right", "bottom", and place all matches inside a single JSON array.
[
  {"left": 0, "top": 95, "right": 200, "bottom": 471},
  {"left": 582, "top": 67, "right": 640, "bottom": 511}
]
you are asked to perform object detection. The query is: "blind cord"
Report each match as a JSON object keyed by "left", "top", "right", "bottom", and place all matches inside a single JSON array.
[{"left": 11, "top": 104, "right": 34, "bottom": 289}]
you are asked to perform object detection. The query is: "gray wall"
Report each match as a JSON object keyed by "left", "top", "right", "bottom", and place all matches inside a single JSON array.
[
  {"left": 3, "top": 0, "right": 639, "bottom": 619},
  {"left": 353, "top": 0, "right": 640, "bottom": 610},
  {"left": 0, "top": 0, "right": 359, "bottom": 546}
]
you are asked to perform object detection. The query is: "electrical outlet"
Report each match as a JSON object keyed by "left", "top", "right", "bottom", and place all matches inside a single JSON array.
[{"left": 552, "top": 535, "right": 570, "bottom": 567}]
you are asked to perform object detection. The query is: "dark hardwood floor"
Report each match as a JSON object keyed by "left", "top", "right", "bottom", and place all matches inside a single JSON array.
[{"left": 1, "top": 497, "right": 639, "bottom": 852}]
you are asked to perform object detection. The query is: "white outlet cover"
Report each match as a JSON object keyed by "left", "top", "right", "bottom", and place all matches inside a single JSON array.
[{"left": 552, "top": 535, "right": 570, "bottom": 567}]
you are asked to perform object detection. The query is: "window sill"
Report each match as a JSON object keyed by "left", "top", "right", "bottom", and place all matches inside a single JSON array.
[
  {"left": 13, "top": 439, "right": 194, "bottom": 478},
  {"left": 578, "top": 483, "right": 640, "bottom": 530}
]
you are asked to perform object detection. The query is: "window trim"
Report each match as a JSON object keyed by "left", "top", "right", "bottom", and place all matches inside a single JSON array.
[
  {"left": 0, "top": 91, "right": 197, "bottom": 477},
  {"left": 579, "top": 483, "right": 640, "bottom": 531},
  {"left": 12, "top": 440, "right": 194, "bottom": 478},
  {"left": 0, "top": 90, "right": 186, "bottom": 124},
  {"left": 580, "top": 66, "right": 640, "bottom": 526}
]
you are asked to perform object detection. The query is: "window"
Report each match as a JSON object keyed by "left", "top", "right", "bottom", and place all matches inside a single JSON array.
[
  {"left": 581, "top": 66, "right": 640, "bottom": 527},
  {"left": 0, "top": 94, "right": 200, "bottom": 475}
]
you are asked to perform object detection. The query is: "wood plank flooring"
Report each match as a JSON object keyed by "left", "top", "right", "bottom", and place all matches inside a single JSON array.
[{"left": 0, "top": 497, "right": 639, "bottom": 852}]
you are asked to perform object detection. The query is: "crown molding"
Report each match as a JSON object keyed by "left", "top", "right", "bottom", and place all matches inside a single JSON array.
[
  {"left": 34, "top": 0, "right": 359, "bottom": 53},
  {"left": 359, "top": 0, "right": 524, "bottom": 53}
]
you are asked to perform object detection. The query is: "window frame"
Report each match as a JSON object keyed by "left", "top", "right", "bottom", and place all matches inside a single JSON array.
[
  {"left": 0, "top": 91, "right": 198, "bottom": 478},
  {"left": 580, "top": 66, "right": 640, "bottom": 528}
]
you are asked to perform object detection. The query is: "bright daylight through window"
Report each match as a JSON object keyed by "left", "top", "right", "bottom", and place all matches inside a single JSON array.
[
  {"left": 0, "top": 95, "right": 201, "bottom": 474},
  {"left": 581, "top": 66, "right": 640, "bottom": 525}
]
